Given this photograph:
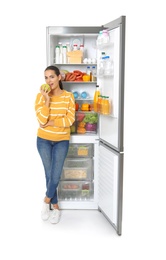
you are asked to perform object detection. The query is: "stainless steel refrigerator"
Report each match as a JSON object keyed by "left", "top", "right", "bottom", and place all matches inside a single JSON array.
[{"left": 46, "top": 16, "right": 126, "bottom": 235}]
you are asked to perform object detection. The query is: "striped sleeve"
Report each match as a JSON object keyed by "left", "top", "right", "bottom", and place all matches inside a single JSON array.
[
  {"left": 54, "top": 92, "right": 75, "bottom": 127},
  {"left": 34, "top": 93, "right": 50, "bottom": 125}
]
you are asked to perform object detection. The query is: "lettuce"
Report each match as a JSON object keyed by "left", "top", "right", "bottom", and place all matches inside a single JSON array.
[{"left": 83, "top": 113, "right": 98, "bottom": 124}]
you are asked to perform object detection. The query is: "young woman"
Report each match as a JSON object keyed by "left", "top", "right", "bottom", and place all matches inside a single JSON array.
[{"left": 34, "top": 65, "right": 75, "bottom": 224}]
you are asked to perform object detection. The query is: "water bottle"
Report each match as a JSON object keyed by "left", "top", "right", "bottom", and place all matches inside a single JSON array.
[
  {"left": 96, "top": 31, "right": 103, "bottom": 46},
  {"left": 102, "top": 29, "right": 110, "bottom": 44},
  {"left": 58, "top": 42, "right": 63, "bottom": 63},
  {"left": 104, "top": 56, "right": 114, "bottom": 76}
]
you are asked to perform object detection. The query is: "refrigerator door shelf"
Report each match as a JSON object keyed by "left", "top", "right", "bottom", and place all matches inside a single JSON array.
[{"left": 98, "top": 18, "right": 125, "bottom": 153}]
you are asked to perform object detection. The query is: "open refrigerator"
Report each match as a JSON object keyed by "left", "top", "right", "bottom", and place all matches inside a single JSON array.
[{"left": 46, "top": 16, "right": 125, "bottom": 235}]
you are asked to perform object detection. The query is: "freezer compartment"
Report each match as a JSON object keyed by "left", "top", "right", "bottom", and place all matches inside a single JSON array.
[
  {"left": 58, "top": 181, "right": 94, "bottom": 201},
  {"left": 62, "top": 158, "right": 93, "bottom": 180},
  {"left": 67, "top": 144, "right": 94, "bottom": 158}
]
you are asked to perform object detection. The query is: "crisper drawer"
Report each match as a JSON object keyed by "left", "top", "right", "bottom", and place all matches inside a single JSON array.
[
  {"left": 67, "top": 144, "right": 94, "bottom": 158},
  {"left": 61, "top": 158, "right": 93, "bottom": 180},
  {"left": 58, "top": 181, "right": 94, "bottom": 201}
]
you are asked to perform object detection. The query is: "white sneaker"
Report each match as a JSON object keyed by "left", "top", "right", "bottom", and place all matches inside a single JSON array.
[
  {"left": 41, "top": 202, "right": 50, "bottom": 221},
  {"left": 49, "top": 209, "right": 61, "bottom": 224}
]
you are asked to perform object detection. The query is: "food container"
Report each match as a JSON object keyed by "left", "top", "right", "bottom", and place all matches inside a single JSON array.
[
  {"left": 67, "top": 144, "right": 94, "bottom": 158},
  {"left": 67, "top": 50, "right": 83, "bottom": 64},
  {"left": 58, "top": 181, "right": 94, "bottom": 200},
  {"left": 62, "top": 158, "right": 93, "bottom": 180}
]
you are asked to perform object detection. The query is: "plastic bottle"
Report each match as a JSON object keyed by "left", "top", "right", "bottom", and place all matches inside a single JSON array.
[
  {"left": 102, "top": 29, "right": 110, "bottom": 44},
  {"left": 55, "top": 45, "right": 60, "bottom": 63},
  {"left": 100, "top": 96, "right": 104, "bottom": 114},
  {"left": 80, "top": 44, "right": 84, "bottom": 59},
  {"left": 66, "top": 42, "right": 71, "bottom": 63},
  {"left": 73, "top": 44, "right": 78, "bottom": 51},
  {"left": 104, "top": 56, "right": 114, "bottom": 76},
  {"left": 86, "top": 66, "right": 92, "bottom": 81},
  {"left": 97, "top": 95, "right": 102, "bottom": 113},
  {"left": 96, "top": 31, "right": 103, "bottom": 46},
  {"left": 62, "top": 45, "right": 67, "bottom": 64},
  {"left": 80, "top": 44, "right": 84, "bottom": 52},
  {"left": 102, "top": 96, "right": 110, "bottom": 115},
  {"left": 91, "top": 66, "right": 97, "bottom": 82},
  {"left": 93, "top": 85, "right": 100, "bottom": 112},
  {"left": 58, "top": 42, "right": 63, "bottom": 63},
  {"left": 66, "top": 42, "right": 71, "bottom": 52}
]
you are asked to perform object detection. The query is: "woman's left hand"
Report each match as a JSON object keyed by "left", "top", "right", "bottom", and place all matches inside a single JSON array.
[{"left": 40, "top": 120, "right": 54, "bottom": 128}]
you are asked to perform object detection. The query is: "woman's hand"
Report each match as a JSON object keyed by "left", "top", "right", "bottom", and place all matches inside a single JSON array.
[
  {"left": 40, "top": 86, "right": 50, "bottom": 106},
  {"left": 40, "top": 120, "right": 54, "bottom": 128}
]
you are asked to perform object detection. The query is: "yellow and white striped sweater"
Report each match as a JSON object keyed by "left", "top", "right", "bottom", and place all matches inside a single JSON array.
[{"left": 35, "top": 90, "right": 75, "bottom": 141}]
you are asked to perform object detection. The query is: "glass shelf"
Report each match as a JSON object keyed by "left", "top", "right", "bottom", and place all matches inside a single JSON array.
[
  {"left": 54, "top": 63, "right": 97, "bottom": 66},
  {"left": 63, "top": 81, "right": 97, "bottom": 84}
]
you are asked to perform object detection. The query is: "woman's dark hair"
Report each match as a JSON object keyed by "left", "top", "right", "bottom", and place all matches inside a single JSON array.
[{"left": 45, "top": 65, "right": 63, "bottom": 90}]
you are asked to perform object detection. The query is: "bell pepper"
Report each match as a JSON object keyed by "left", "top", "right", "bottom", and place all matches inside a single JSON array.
[
  {"left": 81, "top": 103, "right": 90, "bottom": 111},
  {"left": 75, "top": 103, "right": 79, "bottom": 111}
]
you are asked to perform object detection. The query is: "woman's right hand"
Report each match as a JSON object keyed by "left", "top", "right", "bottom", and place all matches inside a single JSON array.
[{"left": 40, "top": 86, "right": 50, "bottom": 106}]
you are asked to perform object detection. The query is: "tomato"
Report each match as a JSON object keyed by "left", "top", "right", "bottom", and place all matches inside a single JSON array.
[{"left": 75, "top": 103, "right": 79, "bottom": 111}]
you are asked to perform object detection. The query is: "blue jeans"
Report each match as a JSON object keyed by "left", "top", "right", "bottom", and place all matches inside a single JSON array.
[{"left": 37, "top": 137, "right": 69, "bottom": 204}]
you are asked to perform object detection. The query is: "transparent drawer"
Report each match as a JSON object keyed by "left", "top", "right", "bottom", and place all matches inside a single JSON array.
[
  {"left": 67, "top": 144, "right": 94, "bottom": 158},
  {"left": 58, "top": 181, "right": 94, "bottom": 200},
  {"left": 76, "top": 112, "right": 98, "bottom": 134},
  {"left": 62, "top": 158, "right": 93, "bottom": 180}
]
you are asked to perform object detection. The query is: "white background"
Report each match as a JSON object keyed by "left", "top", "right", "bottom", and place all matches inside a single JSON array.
[{"left": 0, "top": 0, "right": 166, "bottom": 259}]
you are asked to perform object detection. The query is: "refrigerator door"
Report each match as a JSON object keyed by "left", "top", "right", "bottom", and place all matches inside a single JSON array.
[
  {"left": 98, "top": 142, "right": 123, "bottom": 235},
  {"left": 98, "top": 16, "right": 125, "bottom": 152}
]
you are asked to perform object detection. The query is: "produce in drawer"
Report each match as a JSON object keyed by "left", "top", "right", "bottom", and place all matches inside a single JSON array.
[
  {"left": 82, "top": 183, "right": 90, "bottom": 190},
  {"left": 76, "top": 112, "right": 85, "bottom": 121},
  {"left": 64, "top": 169, "right": 87, "bottom": 179},
  {"left": 85, "top": 123, "right": 97, "bottom": 132},
  {"left": 63, "top": 184, "right": 79, "bottom": 190},
  {"left": 77, "top": 146, "right": 88, "bottom": 156},
  {"left": 83, "top": 113, "right": 98, "bottom": 124},
  {"left": 77, "top": 126, "right": 86, "bottom": 134},
  {"left": 70, "top": 123, "right": 76, "bottom": 133},
  {"left": 78, "top": 122, "right": 86, "bottom": 128}
]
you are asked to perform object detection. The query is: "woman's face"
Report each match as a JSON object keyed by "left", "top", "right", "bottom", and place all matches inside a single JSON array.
[{"left": 44, "top": 70, "right": 61, "bottom": 90}]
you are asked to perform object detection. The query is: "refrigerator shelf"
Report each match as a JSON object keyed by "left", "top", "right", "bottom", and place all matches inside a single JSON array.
[
  {"left": 54, "top": 63, "right": 97, "bottom": 66},
  {"left": 63, "top": 81, "right": 97, "bottom": 84},
  {"left": 97, "top": 42, "right": 114, "bottom": 49}
]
